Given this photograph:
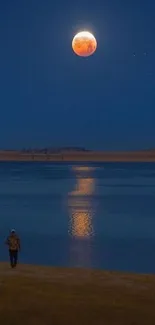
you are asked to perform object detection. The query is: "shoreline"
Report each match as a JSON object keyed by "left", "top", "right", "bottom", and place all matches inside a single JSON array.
[
  {"left": 0, "top": 261, "right": 155, "bottom": 286},
  {"left": 0, "top": 150, "right": 155, "bottom": 162}
]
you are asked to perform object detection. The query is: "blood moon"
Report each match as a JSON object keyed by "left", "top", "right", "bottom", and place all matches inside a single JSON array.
[{"left": 72, "top": 31, "right": 97, "bottom": 57}]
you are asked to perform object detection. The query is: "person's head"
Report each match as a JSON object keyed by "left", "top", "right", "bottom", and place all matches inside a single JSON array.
[{"left": 10, "top": 229, "right": 16, "bottom": 235}]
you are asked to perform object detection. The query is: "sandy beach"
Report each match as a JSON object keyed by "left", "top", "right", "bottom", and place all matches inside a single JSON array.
[
  {"left": 0, "top": 262, "right": 155, "bottom": 324},
  {"left": 0, "top": 150, "right": 155, "bottom": 162}
]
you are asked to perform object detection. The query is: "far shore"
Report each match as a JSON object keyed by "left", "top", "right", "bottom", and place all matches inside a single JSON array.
[
  {"left": 0, "top": 262, "right": 155, "bottom": 324},
  {"left": 0, "top": 150, "right": 155, "bottom": 162}
]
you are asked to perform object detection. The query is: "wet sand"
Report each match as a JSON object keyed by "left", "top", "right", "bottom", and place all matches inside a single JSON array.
[
  {"left": 0, "top": 262, "right": 155, "bottom": 285},
  {"left": 0, "top": 263, "right": 155, "bottom": 324}
]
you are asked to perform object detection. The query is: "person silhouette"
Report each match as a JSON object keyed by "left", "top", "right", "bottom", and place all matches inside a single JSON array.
[{"left": 5, "top": 229, "right": 21, "bottom": 268}]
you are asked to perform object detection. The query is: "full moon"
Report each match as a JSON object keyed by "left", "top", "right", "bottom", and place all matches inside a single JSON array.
[{"left": 72, "top": 31, "right": 97, "bottom": 57}]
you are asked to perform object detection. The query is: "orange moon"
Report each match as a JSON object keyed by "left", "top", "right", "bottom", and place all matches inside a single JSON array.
[{"left": 72, "top": 31, "right": 97, "bottom": 57}]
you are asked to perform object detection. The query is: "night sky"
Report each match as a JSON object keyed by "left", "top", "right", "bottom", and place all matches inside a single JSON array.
[{"left": 0, "top": 0, "right": 154, "bottom": 150}]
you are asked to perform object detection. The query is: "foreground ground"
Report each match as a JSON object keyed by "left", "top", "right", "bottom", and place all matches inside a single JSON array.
[{"left": 0, "top": 263, "right": 155, "bottom": 325}]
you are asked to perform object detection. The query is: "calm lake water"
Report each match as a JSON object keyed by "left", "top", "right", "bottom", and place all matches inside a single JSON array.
[{"left": 0, "top": 161, "right": 155, "bottom": 273}]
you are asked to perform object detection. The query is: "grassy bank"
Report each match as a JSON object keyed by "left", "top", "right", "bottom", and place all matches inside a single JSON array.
[{"left": 0, "top": 263, "right": 155, "bottom": 324}]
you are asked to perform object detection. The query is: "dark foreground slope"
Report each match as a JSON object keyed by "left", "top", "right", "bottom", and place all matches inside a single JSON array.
[{"left": 0, "top": 263, "right": 155, "bottom": 325}]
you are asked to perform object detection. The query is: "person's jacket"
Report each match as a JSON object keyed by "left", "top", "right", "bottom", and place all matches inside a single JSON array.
[{"left": 6, "top": 234, "right": 20, "bottom": 251}]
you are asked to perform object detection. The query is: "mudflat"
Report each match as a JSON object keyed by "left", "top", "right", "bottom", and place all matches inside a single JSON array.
[{"left": 0, "top": 263, "right": 155, "bottom": 324}]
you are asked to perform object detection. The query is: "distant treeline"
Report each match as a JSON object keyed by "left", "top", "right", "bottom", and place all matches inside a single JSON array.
[{"left": 21, "top": 147, "right": 90, "bottom": 154}]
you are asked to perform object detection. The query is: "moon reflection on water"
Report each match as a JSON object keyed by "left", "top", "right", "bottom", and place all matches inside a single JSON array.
[{"left": 68, "top": 166, "right": 96, "bottom": 267}]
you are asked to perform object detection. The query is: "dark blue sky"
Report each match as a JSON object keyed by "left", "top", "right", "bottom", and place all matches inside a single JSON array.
[{"left": 0, "top": 0, "right": 154, "bottom": 150}]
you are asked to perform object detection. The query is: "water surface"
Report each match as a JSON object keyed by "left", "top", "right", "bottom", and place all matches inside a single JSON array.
[{"left": 0, "top": 161, "right": 155, "bottom": 273}]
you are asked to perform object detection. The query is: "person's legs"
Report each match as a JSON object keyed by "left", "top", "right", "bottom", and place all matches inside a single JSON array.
[
  {"left": 9, "top": 250, "right": 14, "bottom": 268},
  {"left": 13, "top": 250, "right": 18, "bottom": 267}
]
